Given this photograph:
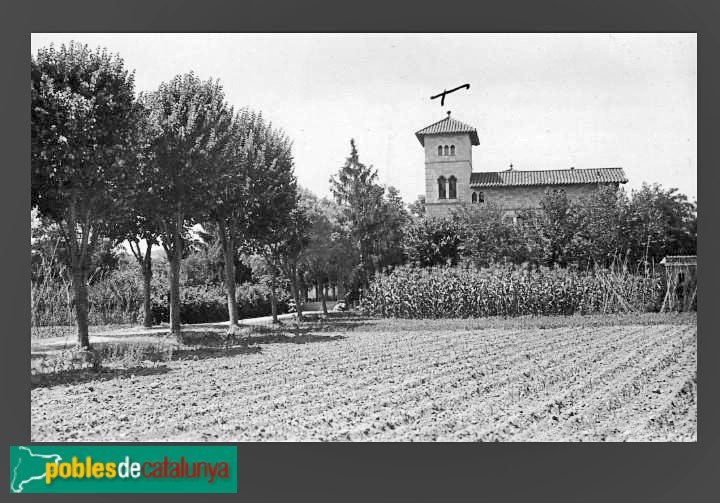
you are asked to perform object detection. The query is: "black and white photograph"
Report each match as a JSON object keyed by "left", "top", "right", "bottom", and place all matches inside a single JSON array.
[{"left": 30, "top": 33, "right": 697, "bottom": 442}]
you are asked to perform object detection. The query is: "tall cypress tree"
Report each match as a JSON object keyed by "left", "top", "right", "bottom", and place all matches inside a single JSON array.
[{"left": 329, "top": 139, "right": 385, "bottom": 294}]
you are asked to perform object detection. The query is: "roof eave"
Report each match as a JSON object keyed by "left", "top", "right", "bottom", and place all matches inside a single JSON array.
[
  {"left": 415, "top": 130, "right": 480, "bottom": 147},
  {"left": 469, "top": 180, "right": 628, "bottom": 189}
]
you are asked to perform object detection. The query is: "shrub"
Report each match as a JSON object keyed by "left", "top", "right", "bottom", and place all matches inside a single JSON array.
[
  {"left": 360, "top": 263, "right": 664, "bottom": 319},
  {"left": 150, "top": 282, "right": 290, "bottom": 325},
  {"left": 31, "top": 341, "right": 175, "bottom": 376},
  {"left": 402, "top": 215, "right": 469, "bottom": 267}
]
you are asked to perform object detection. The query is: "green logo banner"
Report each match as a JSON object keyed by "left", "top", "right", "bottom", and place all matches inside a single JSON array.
[{"left": 10, "top": 445, "right": 237, "bottom": 493}]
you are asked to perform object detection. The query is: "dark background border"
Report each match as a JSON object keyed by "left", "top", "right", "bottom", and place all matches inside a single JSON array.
[{"left": 2, "top": 1, "right": 716, "bottom": 501}]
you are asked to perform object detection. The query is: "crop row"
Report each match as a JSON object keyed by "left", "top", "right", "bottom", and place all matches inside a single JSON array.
[{"left": 361, "top": 264, "right": 664, "bottom": 318}]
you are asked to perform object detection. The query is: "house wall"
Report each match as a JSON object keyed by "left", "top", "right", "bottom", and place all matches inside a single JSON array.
[
  {"left": 472, "top": 183, "right": 612, "bottom": 210},
  {"left": 426, "top": 182, "right": 619, "bottom": 219},
  {"left": 424, "top": 134, "right": 473, "bottom": 215}
]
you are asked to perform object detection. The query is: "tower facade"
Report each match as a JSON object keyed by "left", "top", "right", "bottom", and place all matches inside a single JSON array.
[{"left": 415, "top": 112, "right": 480, "bottom": 218}]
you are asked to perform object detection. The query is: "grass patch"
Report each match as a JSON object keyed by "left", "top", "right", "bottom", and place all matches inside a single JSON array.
[{"left": 31, "top": 340, "right": 177, "bottom": 377}]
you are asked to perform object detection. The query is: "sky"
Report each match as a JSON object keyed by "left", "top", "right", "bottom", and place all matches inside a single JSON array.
[{"left": 31, "top": 33, "right": 697, "bottom": 203}]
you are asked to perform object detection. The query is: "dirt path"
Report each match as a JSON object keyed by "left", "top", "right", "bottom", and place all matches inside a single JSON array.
[{"left": 31, "top": 311, "right": 324, "bottom": 354}]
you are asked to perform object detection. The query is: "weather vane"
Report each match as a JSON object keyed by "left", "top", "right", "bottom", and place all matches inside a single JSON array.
[{"left": 431, "top": 83, "right": 470, "bottom": 106}]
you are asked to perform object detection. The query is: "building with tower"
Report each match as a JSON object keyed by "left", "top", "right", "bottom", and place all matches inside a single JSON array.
[{"left": 415, "top": 112, "right": 628, "bottom": 220}]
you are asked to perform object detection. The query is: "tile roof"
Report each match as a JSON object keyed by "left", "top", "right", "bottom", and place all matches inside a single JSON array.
[
  {"left": 469, "top": 167, "right": 627, "bottom": 188},
  {"left": 415, "top": 113, "right": 480, "bottom": 146}
]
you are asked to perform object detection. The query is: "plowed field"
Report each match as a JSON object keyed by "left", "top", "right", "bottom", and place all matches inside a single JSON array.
[{"left": 31, "top": 314, "right": 696, "bottom": 441}]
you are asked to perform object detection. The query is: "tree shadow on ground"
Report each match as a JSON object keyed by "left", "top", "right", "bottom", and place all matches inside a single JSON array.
[
  {"left": 310, "top": 320, "right": 375, "bottom": 333},
  {"left": 239, "top": 333, "right": 346, "bottom": 345},
  {"left": 31, "top": 365, "right": 170, "bottom": 390},
  {"left": 180, "top": 329, "right": 346, "bottom": 348},
  {"left": 171, "top": 345, "right": 262, "bottom": 361}
]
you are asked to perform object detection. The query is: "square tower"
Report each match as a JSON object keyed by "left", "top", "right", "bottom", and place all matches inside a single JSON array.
[{"left": 415, "top": 112, "right": 480, "bottom": 218}]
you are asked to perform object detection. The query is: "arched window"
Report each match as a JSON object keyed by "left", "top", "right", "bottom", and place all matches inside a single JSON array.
[
  {"left": 450, "top": 145, "right": 455, "bottom": 156},
  {"left": 478, "top": 191, "right": 484, "bottom": 203},
  {"left": 444, "top": 145, "right": 449, "bottom": 156},
  {"left": 471, "top": 192, "right": 477, "bottom": 203},
  {"left": 437, "top": 145, "right": 443, "bottom": 156},
  {"left": 448, "top": 176, "right": 457, "bottom": 199},
  {"left": 437, "top": 176, "right": 446, "bottom": 199}
]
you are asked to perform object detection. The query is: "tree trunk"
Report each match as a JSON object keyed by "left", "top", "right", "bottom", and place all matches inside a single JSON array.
[
  {"left": 71, "top": 265, "right": 91, "bottom": 349},
  {"left": 168, "top": 252, "right": 181, "bottom": 339},
  {"left": 319, "top": 276, "right": 328, "bottom": 315},
  {"left": 290, "top": 265, "right": 303, "bottom": 321},
  {"left": 140, "top": 242, "right": 153, "bottom": 328},
  {"left": 169, "top": 218, "right": 183, "bottom": 340},
  {"left": 218, "top": 224, "right": 239, "bottom": 326},
  {"left": 142, "top": 265, "right": 153, "bottom": 328},
  {"left": 270, "top": 288, "right": 278, "bottom": 323},
  {"left": 270, "top": 266, "right": 279, "bottom": 323},
  {"left": 338, "top": 274, "right": 345, "bottom": 300},
  {"left": 65, "top": 198, "right": 91, "bottom": 349},
  {"left": 224, "top": 247, "right": 238, "bottom": 326}
]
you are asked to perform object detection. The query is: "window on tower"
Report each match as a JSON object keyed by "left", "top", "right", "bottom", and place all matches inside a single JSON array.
[
  {"left": 437, "top": 145, "right": 443, "bottom": 156},
  {"left": 471, "top": 192, "right": 477, "bottom": 203},
  {"left": 450, "top": 145, "right": 455, "bottom": 156},
  {"left": 478, "top": 191, "right": 484, "bottom": 203},
  {"left": 437, "top": 176, "right": 446, "bottom": 199},
  {"left": 448, "top": 176, "right": 457, "bottom": 199},
  {"left": 444, "top": 145, "right": 449, "bottom": 156}
]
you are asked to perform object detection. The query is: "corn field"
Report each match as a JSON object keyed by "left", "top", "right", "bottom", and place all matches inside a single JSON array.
[{"left": 361, "top": 264, "right": 665, "bottom": 318}]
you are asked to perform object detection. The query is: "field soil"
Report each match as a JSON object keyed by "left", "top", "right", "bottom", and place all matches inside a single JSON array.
[{"left": 31, "top": 313, "right": 696, "bottom": 441}]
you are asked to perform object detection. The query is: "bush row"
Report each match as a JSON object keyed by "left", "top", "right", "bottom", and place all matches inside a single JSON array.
[
  {"left": 149, "top": 283, "right": 289, "bottom": 325},
  {"left": 360, "top": 264, "right": 664, "bottom": 318},
  {"left": 31, "top": 272, "right": 289, "bottom": 326}
]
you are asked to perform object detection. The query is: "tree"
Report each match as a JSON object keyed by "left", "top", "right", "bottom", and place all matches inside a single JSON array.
[
  {"left": 298, "top": 189, "right": 336, "bottom": 314},
  {"left": 459, "top": 204, "right": 539, "bottom": 267},
  {"left": 572, "top": 185, "right": 626, "bottom": 268},
  {"left": 143, "top": 73, "right": 233, "bottom": 339},
  {"left": 31, "top": 42, "right": 141, "bottom": 348},
  {"left": 240, "top": 126, "right": 300, "bottom": 322},
  {"left": 536, "top": 189, "right": 583, "bottom": 267},
  {"left": 320, "top": 199, "right": 358, "bottom": 303},
  {"left": 374, "top": 186, "right": 409, "bottom": 272},
  {"left": 205, "top": 110, "right": 296, "bottom": 326},
  {"left": 408, "top": 194, "right": 426, "bottom": 219},
  {"left": 329, "top": 140, "right": 386, "bottom": 295},
  {"left": 402, "top": 215, "right": 469, "bottom": 267},
  {"left": 205, "top": 109, "right": 256, "bottom": 326},
  {"left": 283, "top": 205, "right": 312, "bottom": 319},
  {"left": 622, "top": 183, "right": 697, "bottom": 266},
  {"left": 251, "top": 203, "right": 309, "bottom": 322},
  {"left": 114, "top": 107, "right": 162, "bottom": 327}
]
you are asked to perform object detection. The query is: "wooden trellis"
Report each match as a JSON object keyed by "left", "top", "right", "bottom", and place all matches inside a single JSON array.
[{"left": 659, "top": 255, "right": 697, "bottom": 312}]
